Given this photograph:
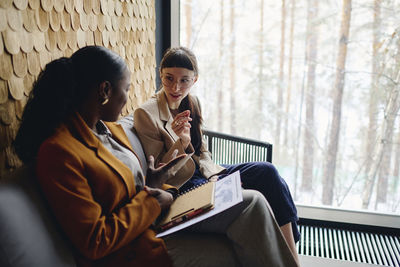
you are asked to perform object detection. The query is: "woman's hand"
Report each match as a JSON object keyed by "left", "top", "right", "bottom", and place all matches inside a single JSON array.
[
  {"left": 209, "top": 175, "right": 219, "bottom": 182},
  {"left": 146, "top": 149, "right": 186, "bottom": 188},
  {"left": 144, "top": 186, "right": 173, "bottom": 210},
  {"left": 172, "top": 110, "right": 192, "bottom": 149}
]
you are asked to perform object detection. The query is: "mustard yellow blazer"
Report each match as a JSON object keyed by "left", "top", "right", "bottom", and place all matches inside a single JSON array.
[
  {"left": 134, "top": 90, "right": 225, "bottom": 188},
  {"left": 36, "top": 113, "right": 173, "bottom": 267}
]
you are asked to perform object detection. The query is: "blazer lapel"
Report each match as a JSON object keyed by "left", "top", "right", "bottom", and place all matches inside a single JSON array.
[
  {"left": 106, "top": 122, "right": 144, "bottom": 170},
  {"left": 157, "top": 91, "right": 179, "bottom": 141},
  {"left": 70, "top": 113, "right": 136, "bottom": 197}
]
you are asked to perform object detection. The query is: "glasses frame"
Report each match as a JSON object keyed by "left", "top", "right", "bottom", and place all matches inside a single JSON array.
[{"left": 161, "top": 75, "right": 195, "bottom": 89}]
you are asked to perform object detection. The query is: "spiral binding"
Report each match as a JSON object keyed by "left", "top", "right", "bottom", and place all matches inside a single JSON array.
[{"left": 178, "top": 180, "right": 211, "bottom": 197}]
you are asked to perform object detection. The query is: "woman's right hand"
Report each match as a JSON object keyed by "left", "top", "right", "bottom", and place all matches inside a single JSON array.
[
  {"left": 144, "top": 186, "right": 173, "bottom": 210},
  {"left": 146, "top": 150, "right": 187, "bottom": 189},
  {"left": 172, "top": 110, "right": 192, "bottom": 149}
]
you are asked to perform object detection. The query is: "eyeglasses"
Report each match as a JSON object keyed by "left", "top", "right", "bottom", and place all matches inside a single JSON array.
[{"left": 161, "top": 75, "right": 194, "bottom": 89}]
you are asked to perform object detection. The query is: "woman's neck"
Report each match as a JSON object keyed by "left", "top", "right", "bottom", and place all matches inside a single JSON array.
[
  {"left": 167, "top": 100, "right": 180, "bottom": 110},
  {"left": 169, "top": 107, "right": 180, "bottom": 117},
  {"left": 78, "top": 106, "right": 100, "bottom": 131}
]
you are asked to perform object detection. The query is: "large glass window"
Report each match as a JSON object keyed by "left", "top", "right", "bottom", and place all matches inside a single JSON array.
[{"left": 179, "top": 0, "right": 400, "bottom": 214}]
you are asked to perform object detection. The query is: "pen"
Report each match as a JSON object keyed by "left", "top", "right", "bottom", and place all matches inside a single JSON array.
[
  {"left": 159, "top": 208, "right": 206, "bottom": 232},
  {"left": 160, "top": 216, "right": 183, "bottom": 231},
  {"left": 184, "top": 208, "right": 204, "bottom": 220}
]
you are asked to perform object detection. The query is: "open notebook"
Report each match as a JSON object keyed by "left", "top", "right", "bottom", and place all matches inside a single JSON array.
[
  {"left": 156, "top": 171, "right": 243, "bottom": 237},
  {"left": 157, "top": 181, "right": 215, "bottom": 232}
]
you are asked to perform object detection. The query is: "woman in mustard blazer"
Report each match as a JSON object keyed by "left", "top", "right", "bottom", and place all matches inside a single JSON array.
[
  {"left": 134, "top": 47, "right": 300, "bottom": 261},
  {"left": 14, "top": 46, "right": 181, "bottom": 267},
  {"left": 14, "top": 46, "right": 299, "bottom": 267}
]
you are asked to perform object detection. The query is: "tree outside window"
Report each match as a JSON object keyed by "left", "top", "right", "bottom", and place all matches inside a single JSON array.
[{"left": 180, "top": 0, "right": 400, "bottom": 214}]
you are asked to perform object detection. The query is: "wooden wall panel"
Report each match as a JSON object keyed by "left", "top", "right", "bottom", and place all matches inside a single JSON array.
[{"left": 0, "top": 0, "right": 157, "bottom": 176}]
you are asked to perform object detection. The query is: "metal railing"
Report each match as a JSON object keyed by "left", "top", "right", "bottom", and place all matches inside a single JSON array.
[{"left": 203, "top": 130, "right": 273, "bottom": 164}]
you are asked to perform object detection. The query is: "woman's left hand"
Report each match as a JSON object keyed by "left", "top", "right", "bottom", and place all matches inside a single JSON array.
[
  {"left": 209, "top": 175, "right": 218, "bottom": 182},
  {"left": 144, "top": 186, "right": 173, "bottom": 210},
  {"left": 172, "top": 110, "right": 192, "bottom": 148}
]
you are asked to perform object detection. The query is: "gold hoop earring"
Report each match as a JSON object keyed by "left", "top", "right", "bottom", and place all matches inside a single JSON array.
[{"left": 101, "top": 98, "right": 109, "bottom": 105}]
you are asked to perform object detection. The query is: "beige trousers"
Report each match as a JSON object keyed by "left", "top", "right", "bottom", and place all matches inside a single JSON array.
[{"left": 163, "top": 189, "right": 299, "bottom": 267}]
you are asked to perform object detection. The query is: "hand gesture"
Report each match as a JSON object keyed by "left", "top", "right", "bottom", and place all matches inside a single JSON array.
[
  {"left": 172, "top": 110, "right": 192, "bottom": 149},
  {"left": 144, "top": 186, "right": 173, "bottom": 210},
  {"left": 146, "top": 149, "right": 186, "bottom": 189}
]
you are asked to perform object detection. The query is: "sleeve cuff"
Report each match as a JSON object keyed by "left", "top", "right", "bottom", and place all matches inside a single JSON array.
[{"left": 165, "top": 188, "right": 179, "bottom": 200}]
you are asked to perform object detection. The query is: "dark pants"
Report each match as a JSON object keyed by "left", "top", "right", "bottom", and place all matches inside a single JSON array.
[{"left": 180, "top": 161, "right": 300, "bottom": 242}]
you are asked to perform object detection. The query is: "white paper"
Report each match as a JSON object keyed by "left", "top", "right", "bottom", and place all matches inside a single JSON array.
[{"left": 156, "top": 171, "right": 243, "bottom": 238}]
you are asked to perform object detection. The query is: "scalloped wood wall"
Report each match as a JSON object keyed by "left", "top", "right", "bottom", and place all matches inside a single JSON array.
[{"left": 0, "top": 0, "right": 157, "bottom": 176}]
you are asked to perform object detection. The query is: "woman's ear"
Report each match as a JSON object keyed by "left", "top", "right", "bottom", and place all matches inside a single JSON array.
[
  {"left": 99, "top": 81, "right": 111, "bottom": 98},
  {"left": 98, "top": 81, "right": 112, "bottom": 104},
  {"left": 193, "top": 76, "right": 198, "bottom": 84}
]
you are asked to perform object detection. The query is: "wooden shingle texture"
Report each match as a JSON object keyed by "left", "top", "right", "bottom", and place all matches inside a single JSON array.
[{"left": 0, "top": 0, "right": 157, "bottom": 176}]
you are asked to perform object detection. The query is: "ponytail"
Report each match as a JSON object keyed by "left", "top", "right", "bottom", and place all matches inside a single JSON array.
[
  {"left": 14, "top": 46, "right": 127, "bottom": 164},
  {"left": 14, "top": 57, "right": 76, "bottom": 163},
  {"left": 179, "top": 94, "right": 203, "bottom": 155}
]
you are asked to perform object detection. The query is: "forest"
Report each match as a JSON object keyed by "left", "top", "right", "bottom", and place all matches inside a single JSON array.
[{"left": 180, "top": 0, "right": 400, "bottom": 214}]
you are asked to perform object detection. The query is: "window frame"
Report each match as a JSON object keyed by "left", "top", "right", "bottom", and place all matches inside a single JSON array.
[{"left": 156, "top": 0, "right": 400, "bottom": 232}]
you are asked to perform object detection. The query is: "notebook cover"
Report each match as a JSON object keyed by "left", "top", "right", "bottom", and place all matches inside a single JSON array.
[{"left": 158, "top": 181, "right": 215, "bottom": 228}]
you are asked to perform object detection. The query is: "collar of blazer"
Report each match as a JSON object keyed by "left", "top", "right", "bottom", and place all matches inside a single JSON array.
[
  {"left": 68, "top": 112, "right": 137, "bottom": 197},
  {"left": 156, "top": 90, "right": 180, "bottom": 142}
]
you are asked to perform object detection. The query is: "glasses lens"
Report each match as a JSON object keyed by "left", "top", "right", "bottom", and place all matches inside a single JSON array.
[
  {"left": 162, "top": 77, "right": 173, "bottom": 87},
  {"left": 181, "top": 80, "right": 190, "bottom": 88},
  {"left": 161, "top": 76, "right": 193, "bottom": 89}
]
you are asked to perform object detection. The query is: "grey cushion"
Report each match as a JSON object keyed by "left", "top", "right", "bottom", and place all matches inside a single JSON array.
[
  {"left": 0, "top": 166, "right": 76, "bottom": 267},
  {"left": 119, "top": 115, "right": 148, "bottom": 173}
]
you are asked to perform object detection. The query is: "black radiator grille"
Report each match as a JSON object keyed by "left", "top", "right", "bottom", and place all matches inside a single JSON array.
[
  {"left": 297, "top": 224, "right": 400, "bottom": 266},
  {"left": 201, "top": 128, "right": 400, "bottom": 266}
]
